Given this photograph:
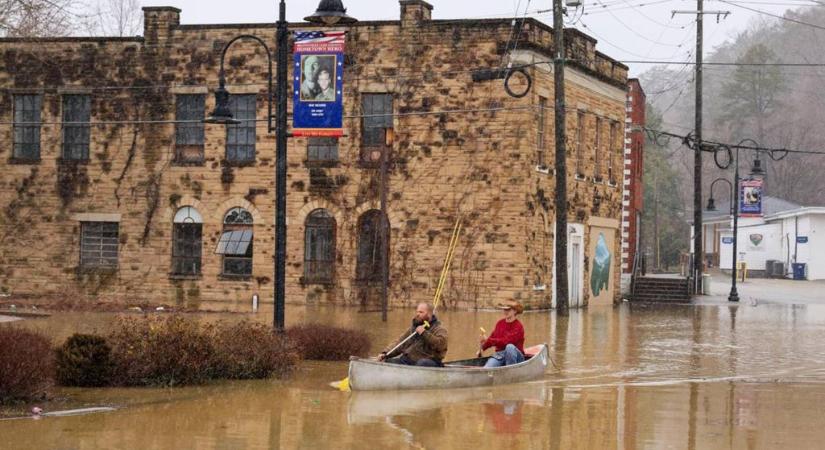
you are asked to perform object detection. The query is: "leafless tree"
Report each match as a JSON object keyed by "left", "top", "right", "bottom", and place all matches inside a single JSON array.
[
  {"left": 80, "top": 0, "right": 142, "bottom": 37},
  {"left": 0, "top": 0, "right": 78, "bottom": 37}
]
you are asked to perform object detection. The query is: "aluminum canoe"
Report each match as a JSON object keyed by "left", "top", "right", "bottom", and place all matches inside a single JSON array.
[{"left": 348, "top": 344, "right": 549, "bottom": 391}]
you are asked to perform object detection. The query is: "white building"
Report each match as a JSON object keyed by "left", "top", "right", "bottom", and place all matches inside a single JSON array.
[{"left": 694, "top": 196, "right": 825, "bottom": 280}]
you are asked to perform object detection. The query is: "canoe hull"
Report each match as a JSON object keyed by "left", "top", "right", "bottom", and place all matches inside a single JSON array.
[{"left": 348, "top": 344, "right": 549, "bottom": 391}]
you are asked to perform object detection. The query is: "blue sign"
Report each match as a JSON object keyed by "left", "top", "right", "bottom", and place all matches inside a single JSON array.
[
  {"left": 797, "top": 236, "right": 809, "bottom": 244},
  {"left": 739, "top": 179, "right": 763, "bottom": 217},
  {"left": 292, "top": 31, "right": 346, "bottom": 137},
  {"left": 722, "top": 237, "right": 734, "bottom": 244}
]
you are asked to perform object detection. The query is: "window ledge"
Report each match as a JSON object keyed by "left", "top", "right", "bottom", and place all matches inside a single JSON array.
[
  {"left": 218, "top": 274, "right": 253, "bottom": 281},
  {"left": 304, "top": 160, "right": 340, "bottom": 169},
  {"left": 608, "top": 180, "right": 618, "bottom": 188},
  {"left": 169, "top": 274, "right": 202, "bottom": 280},
  {"left": 574, "top": 174, "right": 587, "bottom": 181},
  {"left": 300, "top": 276, "right": 335, "bottom": 286},
  {"left": 172, "top": 160, "right": 206, "bottom": 167},
  {"left": 356, "top": 160, "right": 381, "bottom": 169},
  {"left": 535, "top": 165, "right": 552, "bottom": 175},
  {"left": 77, "top": 267, "right": 118, "bottom": 275},
  {"left": 593, "top": 177, "right": 605, "bottom": 185},
  {"left": 8, "top": 157, "right": 41, "bottom": 165},
  {"left": 58, "top": 158, "right": 90, "bottom": 165},
  {"left": 223, "top": 160, "right": 256, "bottom": 168}
]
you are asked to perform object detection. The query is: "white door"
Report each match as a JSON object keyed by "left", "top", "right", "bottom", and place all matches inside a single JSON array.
[{"left": 570, "top": 240, "right": 582, "bottom": 308}]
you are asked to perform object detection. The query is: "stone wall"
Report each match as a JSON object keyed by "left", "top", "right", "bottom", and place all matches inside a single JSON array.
[{"left": 0, "top": 2, "right": 627, "bottom": 311}]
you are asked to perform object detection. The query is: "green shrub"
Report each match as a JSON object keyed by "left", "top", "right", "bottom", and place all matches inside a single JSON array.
[
  {"left": 55, "top": 334, "right": 113, "bottom": 387},
  {"left": 0, "top": 326, "right": 53, "bottom": 403},
  {"left": 107, "top": 315, "right": 215, "bottom": 387},
  {"left": 286, "top": 323, "right": 371, "bottom": 361},
  {"left": 212, "top": 321, "right": 298, "bottom": 379}
]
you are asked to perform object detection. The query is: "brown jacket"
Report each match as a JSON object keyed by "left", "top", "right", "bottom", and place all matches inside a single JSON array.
[{"left": 383, "top": 316, "right": 448, "bottom": 363}]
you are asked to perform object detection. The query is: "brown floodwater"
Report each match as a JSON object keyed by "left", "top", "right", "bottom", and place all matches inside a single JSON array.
[{"left": 3, "top": 302, "right": 825, "bottom": 449}]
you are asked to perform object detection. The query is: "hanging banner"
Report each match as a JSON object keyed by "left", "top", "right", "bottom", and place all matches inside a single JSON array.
[
  {"left": 739, "top": 179, "right": 763, "bottom": 217},
  {"left": 292, "top": 30, "right": 346, "bottom": 137}
]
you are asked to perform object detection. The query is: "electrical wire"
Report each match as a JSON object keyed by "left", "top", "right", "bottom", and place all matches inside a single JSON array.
[{"left": 717, "top": 0, "right": 825, "bottom": 30}]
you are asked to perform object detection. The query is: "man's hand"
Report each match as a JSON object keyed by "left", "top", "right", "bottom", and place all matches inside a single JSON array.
[
  {"left": 415, "top": 325, "right": 427, "bottom": 335},
  {"left": 377, "top": 352, "right": 387, "bottom": 362}
]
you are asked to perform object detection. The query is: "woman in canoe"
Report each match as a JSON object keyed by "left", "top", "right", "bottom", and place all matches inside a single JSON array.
[{"left": 479, "top": 300, "right": 525, "bottom": 368}]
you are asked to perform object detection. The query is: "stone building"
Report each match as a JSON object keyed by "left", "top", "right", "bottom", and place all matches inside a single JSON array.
[{"left": 0, "top": 1, "right": 628, "bottom": 312}]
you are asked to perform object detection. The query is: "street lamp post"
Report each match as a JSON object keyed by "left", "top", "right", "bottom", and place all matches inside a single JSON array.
[
  {"left": 705, "top": 139, "right": 763, "bottom": 303},
  {"left": 206, "top": 0, "right": 356, "bottom": 330}
]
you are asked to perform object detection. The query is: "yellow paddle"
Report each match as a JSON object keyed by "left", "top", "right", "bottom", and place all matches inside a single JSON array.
[{"left": 476, "top": 327, "right": 486, "bottom": 358}]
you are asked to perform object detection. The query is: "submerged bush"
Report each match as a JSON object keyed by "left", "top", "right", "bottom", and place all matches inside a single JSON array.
[
  {"left": 212, "top": 321, "right": 298, "bottom": 379},
  {"left": 0, "top": 326, "right": 53, "bottom": 403},
  {"left": 107, "top": 315, "right": 215, "bottom": 387},
  {"left": 55, "top": 334, "right": 113, "bottom": 387},
  {"left": 106, "top": 316, "right": 299, "bottom": 386},
  {"left": 286, "top": 323, "right": 371, "bottom": 361}
]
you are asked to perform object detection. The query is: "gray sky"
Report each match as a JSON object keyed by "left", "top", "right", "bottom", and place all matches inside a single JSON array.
[{"left": 140, "top": 0, "right": 822, "bottom": 102}]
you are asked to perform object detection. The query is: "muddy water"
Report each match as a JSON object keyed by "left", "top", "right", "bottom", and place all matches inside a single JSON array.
[{"left": 4, "top": 303, "right": 825, "bottom": 449}]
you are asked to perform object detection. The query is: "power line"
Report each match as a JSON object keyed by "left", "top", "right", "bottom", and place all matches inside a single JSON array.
[
  {"left": 645, "top": 127, "right": 825, "bottom": 155},
  {"left": 622, "top": 60, "right": 825, "bottom": 65},
  {"left": 718, "top": 0, "right": 825, "bottom": 29}
]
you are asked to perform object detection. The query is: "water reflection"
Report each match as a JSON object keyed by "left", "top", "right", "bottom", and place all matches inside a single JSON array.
[{"left": 4, "top": 303, "right": 825, "bottom": 448}]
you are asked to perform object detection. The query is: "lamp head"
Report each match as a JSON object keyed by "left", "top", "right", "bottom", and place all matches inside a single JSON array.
[
  {"left": 305, "top": 0, "right": 358, "bottom": 25},
  {"left": 706, "top": 197, "right": 717, "bottom": 212},
  {"left": 750, "top": 157, "right": 765, "bottom": 179},
  {"left": 204, "top": 83, "right": 240, "bottom": 125}
]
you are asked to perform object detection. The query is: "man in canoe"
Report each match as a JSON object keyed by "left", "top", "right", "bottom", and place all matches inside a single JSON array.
[
  {"left": 479, "top": 299, "right": 525, "bottom": 368},
  {"left": 377, "top": 302, "right": 448, "bottom": 367}
]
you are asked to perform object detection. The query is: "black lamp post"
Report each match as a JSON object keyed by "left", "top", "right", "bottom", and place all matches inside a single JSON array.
[
  {"left": 206, "top": 0, "right": 356, "bottom": 330},
  {"left": 706, "top": 139, "right": 763, "bottom": 303}
]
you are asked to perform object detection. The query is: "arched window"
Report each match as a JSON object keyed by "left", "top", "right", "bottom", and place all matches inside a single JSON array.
[
  {"left": 356, "top": 209, "right": 388, "bottom": 281},
  {"left": 172, "top": 206, "right": 203, "bottom": 276},
  {"left": 304, "top": 209, "right": 336, "bottom": 283},
  {"left": 216, "top": 207, "right": 253, "bottom": 276}
]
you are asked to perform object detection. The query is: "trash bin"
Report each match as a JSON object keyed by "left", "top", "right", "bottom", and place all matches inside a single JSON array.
[
  {"left": 792, "top": 263, "right": 807, "bottom": 280},
  {"left": 702, "top": 273, "right": 712, "bottom": 295}
]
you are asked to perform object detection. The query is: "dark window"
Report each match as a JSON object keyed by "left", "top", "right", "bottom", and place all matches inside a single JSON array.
[
  {"left": 13, "top": 94, "right": 42, "bottom": 160},
  {"left": 594, "top": 117, "right": 603, "bottom": 181},
  {"left": 171, "top": 207, "right": 203, "bottom": 276},
  {"left": 356, "top": 209, "right": 388, "bottom": 282},
  {"left": 216, "top": 207, "right": 253, "bottom": 276},
  {"left": 226, "top": 95, "right": 256, "bottom": 163},
  {"left": 304, "top": 209, "right": 336, "bottom": 283},
  {"left": 537, "top": 96, "right": 547, "bottom": 167},
  {"left": 175, "top": 95, "right": 205, "bottom": 163},
  {"left": 361, "top": 93, "right": 393, "bottom": 164},
  {"left": 62, "top": 95, "right": 91, "bottom": 160},
  {"left": 307, "top": 137, "right": 339, "bottom": 165},
  {"left": 80, "top": 222, "right": 118, "bottom": 270},
  {"left": 576, "top": 111, "right": 585, "bottom": 177}
]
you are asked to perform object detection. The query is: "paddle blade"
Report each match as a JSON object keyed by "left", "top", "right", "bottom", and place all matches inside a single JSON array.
[{"left": 330, "top": 377, "right": 350, "bottom": 391}]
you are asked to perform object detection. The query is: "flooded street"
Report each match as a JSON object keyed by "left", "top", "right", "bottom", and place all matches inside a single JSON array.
[{"left": 4, "top": 302, "right": 825, "bottom": 449}]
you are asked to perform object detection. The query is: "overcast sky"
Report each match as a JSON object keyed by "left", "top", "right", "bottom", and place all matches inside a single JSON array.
[{"left": 141, "top": 0, "right": 820, "bottom": 98}]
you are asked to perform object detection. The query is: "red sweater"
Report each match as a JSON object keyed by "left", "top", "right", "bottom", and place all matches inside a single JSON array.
[{"left": 482, "top": 319, "right": 525, "bottom": 354}]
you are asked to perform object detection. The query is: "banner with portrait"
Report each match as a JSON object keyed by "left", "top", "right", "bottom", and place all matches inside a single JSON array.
[
  {"left": 739, "top": 179, "right": 763, "bottom": 217},
  {"left": 292, "top": 30, "right": 346, "bottom": 137}
]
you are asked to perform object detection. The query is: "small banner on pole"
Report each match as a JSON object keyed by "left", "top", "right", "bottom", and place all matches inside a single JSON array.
[
  {"left": 739, "top": 179, "right": 763, "bottom": 217},
  {"left": 292, "top": 30, "right": 346, "bottom": 137}
]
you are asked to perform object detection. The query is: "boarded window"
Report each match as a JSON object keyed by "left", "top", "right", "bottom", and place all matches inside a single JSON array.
[
  {"left": 80, "top": 222, "right": 118, "bottom": 270},
  {"left": 171, "top": 206, "right": 203, "bottom": 276},
  {"left": 537, "top": 96, "right": 547, "bottom": 167},
  {"left": 307, "top": 137, "right": 339, "bottom": 165},
  {"left": 62, "top": 95, "right": 91, "bottom": 160},
  {"left": 304, "top": 209, "right": 336, "bottom": 283},
  {"left": 576, "top": 111, "right": 585, "bottom": 176},
  {"left": 361, "top": 93, "right": 392, "bottom": 163},
  {"left": 594, "top": 117, "right": 603, "bottom": 181},
  {"left": 175, "top": 95, "right": 205, "bottom": 163},
  {"left": 216, "top": 207, "right": 253, "bottom": 276},
  {"left": 608, "top": 121, "right": 618, "bottom": 184},
  {"left": 13, "top": 94, "right": 42, "bottom": 160},
  {"left": 226, "top": 95, "right": 256, "bottom": 163},
  {"left": 356, "top": 209, "right": 388, "bottom": 281}
]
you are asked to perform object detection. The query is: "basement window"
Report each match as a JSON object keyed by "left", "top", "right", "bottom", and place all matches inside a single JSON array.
[{"left": 80, "top": 222, "right": 119, "bottom": 270}]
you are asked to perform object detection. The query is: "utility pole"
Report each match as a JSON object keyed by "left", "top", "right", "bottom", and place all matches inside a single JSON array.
[
  {"left": 553, "top": 0, "right": 569, "bottom": 314},
  {"left": 672, "top": 6, "right": 729, "bottom": 294}
]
